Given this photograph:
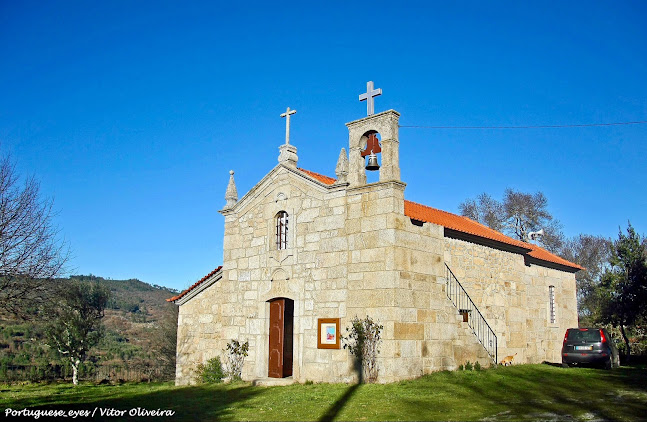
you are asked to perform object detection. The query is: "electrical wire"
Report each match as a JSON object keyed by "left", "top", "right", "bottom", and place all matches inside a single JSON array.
[{"left": 399, "top": 120, "right": 647, "bottom": 129}]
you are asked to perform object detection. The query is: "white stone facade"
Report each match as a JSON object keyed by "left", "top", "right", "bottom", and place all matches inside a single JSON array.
[{"left": 172, "top": 109, "right": 579, "bottom": 385}]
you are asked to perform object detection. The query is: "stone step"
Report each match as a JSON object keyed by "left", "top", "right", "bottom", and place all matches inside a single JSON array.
[{"left": 252, "top": 376, "right": 296, "bottom": 387}]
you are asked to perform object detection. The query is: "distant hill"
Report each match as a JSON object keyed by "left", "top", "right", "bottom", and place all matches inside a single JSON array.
[
  {"left": 0, "top": 275, "right": 179, "bottom": 382},
  {"left": 67, "top": 274, "right": 179, "bottom": 322}
]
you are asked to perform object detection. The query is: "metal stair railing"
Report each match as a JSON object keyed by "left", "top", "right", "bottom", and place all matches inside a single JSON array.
[{"left": 445, "top": 264, "right": 497, "bottom": 364}]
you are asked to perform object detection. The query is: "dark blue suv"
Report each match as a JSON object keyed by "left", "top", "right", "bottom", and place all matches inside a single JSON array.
[{"left": 562, "top": 328, "right": 620, "bottom": 369}]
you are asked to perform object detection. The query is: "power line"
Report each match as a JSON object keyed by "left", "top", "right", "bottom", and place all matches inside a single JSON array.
[{"left": 399, "top": 120, "right": 647, "bottom": 129}]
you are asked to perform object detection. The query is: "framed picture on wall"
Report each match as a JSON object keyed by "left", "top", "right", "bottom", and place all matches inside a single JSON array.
[{"left": 317, "top": 318, "right": 340, "bottom": 349}]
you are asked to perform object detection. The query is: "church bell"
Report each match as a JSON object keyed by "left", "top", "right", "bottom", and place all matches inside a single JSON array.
[{"left": 365, "top": 151, "right": 380, "bottom": 171}]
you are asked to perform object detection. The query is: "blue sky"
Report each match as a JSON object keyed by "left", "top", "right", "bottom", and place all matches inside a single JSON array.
[{"left": 1, "top": 1, "right": 646, "bottom": 291}]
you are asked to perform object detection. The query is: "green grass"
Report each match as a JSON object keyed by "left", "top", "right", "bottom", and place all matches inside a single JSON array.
[{"left": 2, "top": 364, "right": 646, "bottom": 421}]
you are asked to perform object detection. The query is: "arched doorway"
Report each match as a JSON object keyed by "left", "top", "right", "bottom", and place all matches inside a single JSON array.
[{"left": 268, "top": 297, "right": 294, "bottom": 378}]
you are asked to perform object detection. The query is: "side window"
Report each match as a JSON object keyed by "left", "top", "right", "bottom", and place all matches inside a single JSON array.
[
  {"left": 276, "top": 211, "right": 288, "bottom": 250},
  {"left": 549, "top": 285, "right": 556, "bottom": 324}
]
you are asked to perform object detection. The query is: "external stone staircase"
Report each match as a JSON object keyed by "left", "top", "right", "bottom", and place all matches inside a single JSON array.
[{"left": 444, "top": 264, "right": 498, "bottom": 364}]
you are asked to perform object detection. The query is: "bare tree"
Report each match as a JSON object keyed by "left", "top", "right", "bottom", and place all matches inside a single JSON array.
[
  {"left": 501, "top": 189, "right": 558, "bottom": 246},
  {"left": 147, "top": 305, "right": 178, "bottom": 379},
  {"left": 0, "top": 154, "right": 70, "bottom": 317},
  {"left": 561, "top": 234, "right": 612, "bottom": 324},
  {"left": 459, "top": 188, "right": 564, "bottom": 252},
  {"left": 459, "top": 193, "right": 504, "bottom": 232}
]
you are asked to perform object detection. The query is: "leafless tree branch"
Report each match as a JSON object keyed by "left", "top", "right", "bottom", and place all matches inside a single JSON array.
[{"left": 0, "top": 154, "right": 71, "bottom": 318}]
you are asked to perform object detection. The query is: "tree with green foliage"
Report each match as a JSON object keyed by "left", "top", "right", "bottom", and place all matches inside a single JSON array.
[
  {"left": 44, "top": 281, "right": 109, "bottom": 385},
  {"left": 596, "top": 223, "right": 647, "bottom": 361},
  {"left": 195, "top": 357, "right": 225, "bottom": 384}
]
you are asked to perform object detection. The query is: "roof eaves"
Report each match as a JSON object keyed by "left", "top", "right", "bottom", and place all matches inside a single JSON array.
[
  {"left": 444, "top": 228, "right": 532, "bottom": 255},
  {"left": 524, "top": 255, "right": 582, "bottom": 273},
  {"left": 168, "top": 266, "right": 223, "bottom": 305}
]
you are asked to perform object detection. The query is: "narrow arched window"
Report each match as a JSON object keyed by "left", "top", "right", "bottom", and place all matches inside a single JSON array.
[{"left": 276, "top": 211, "right": 288, "bottom": 250}]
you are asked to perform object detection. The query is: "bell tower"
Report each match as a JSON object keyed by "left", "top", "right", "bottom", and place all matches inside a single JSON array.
[
  {"left": 346, "top": 81, "right": 401, "bottom": 187},
  {"left": 346, "top": 109, "right": 401, "bottom": 187}
]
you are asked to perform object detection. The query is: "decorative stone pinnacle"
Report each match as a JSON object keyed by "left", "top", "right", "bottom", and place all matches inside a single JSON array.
[
  {"left": 224, "top": 170, "right": 238, "bottom": 209},
  {"left": 358, "top": 81, "right": 382, "bottom": 116},
  {"left": 280, "top": 107, "right": 297, "bottom": 145},
  {"left": 278, "top": 143, "right": 298, "bottom": 168},
  {"left": 335, "top": 148, "right": 349, "bottom": 183}
]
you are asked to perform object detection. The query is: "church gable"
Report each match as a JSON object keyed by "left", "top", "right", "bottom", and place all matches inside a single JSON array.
[{"left": 223, "top": 165, "right": 335, "bottom": 216}]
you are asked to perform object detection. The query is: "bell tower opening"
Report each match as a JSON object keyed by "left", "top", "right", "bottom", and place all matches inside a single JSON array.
[
  {"left": 361, "top": 130, "right": 381, "bottom": 184},
  {"left": 346, "top": 109, "right": 400, "bottom": 187}
]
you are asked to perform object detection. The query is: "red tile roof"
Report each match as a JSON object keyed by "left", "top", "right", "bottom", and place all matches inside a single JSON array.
[
  {"left": 526, "top": 245, "right": 585, "bottom": 270},
  {"left": 298, "top": 168, "right": 582, "bottom": 271},
  {"left": 404, "top": 200, "right": 530, "bottom": 249},
  {"left": 298, "top": 168, "right": 337, "bottom": 185},
  {"left": 167, "top": 266, "right": 222, "bottom": 302},
  {"left": 404, "top": 200, "right": 584, "bottom": 271}
]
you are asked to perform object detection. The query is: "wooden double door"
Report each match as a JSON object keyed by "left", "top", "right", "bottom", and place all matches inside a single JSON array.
[{"left": 268, "top": 298, "right": 294, "bottom": 378}]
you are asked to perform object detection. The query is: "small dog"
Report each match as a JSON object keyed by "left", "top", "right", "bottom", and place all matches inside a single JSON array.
[{"left": 500, "top": 353, "right": 517, "bottom": 366}]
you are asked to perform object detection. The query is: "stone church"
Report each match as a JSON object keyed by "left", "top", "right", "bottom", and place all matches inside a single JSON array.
[{"left": 169, "top": 84, "right": 581, "bottom": 385}]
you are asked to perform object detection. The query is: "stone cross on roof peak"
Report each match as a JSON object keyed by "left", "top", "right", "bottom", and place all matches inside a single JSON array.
[
  {"left": 358, "top": 81, "right": 382, "bottom": 116},
  {"left": 280, "top": 107, "right": 297, "bottom": 145}
]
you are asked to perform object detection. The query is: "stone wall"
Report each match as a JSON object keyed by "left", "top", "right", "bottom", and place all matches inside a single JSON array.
[
  {"left": 176, "top": 274, "right": 229, "bottom": 384},
  {"left": 388, "top": 218, "right": 493, "bottom": 378},
  {"left": 444, "top": 237, "right": 578, "bottom": 364}
]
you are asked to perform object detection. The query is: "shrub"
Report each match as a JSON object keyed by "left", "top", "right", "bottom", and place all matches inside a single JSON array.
[
  {"left": 474, "top": 361, "right": 481, "bottom": 371},
  {"left": 342, "top": 315, "right": 383, "bottom": 383},
  {"left": 458, "top": 364, "right": 464, "bottom": 371},
  {"left": 195, "top": 357, "right": 225, "bottom": 384},
  {"left": 225, "top": 339, "right": 249, "bottom": 380},
  {"left": 465, "top": 361, "right": 473, "bottom": 371}
]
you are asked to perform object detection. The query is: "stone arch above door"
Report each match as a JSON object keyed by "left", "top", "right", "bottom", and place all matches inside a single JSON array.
[{"left": 260, "top": 268, "right": 296, "bottom": 302}]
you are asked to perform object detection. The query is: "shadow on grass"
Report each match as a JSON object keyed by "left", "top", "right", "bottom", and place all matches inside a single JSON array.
[
  {"left": 459, "top": 364, "right": 647, "bottom": 421},
  {"left": 386, "top": 364, "right": 647, "bottom": 421},
  {"left": 318, "top": 383, "right": 361, "bottom": 422},
  {"left": 318, "top": 355, "right": 364, "bottom": 422},
  {"left": 4, "top": 383, "right": 263, "bottom": 421}
]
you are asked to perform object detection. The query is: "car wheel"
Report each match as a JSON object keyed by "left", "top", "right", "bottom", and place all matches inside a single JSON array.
[{"left": 604, "top": 359, "right": 612, "bottom": 370}]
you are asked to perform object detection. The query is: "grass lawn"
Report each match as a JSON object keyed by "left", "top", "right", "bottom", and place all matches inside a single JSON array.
[{"left": 2, "top": 364, "right": 646, "bottom": 421}]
